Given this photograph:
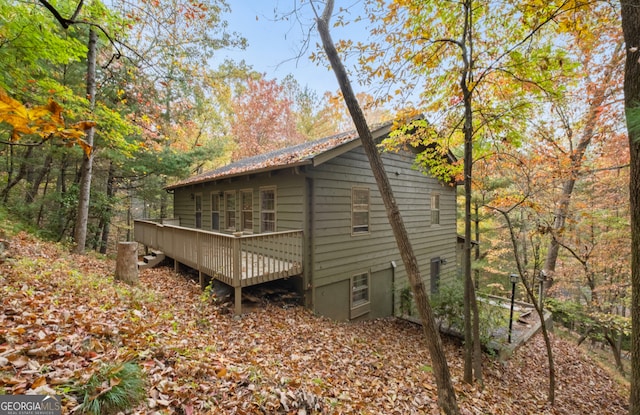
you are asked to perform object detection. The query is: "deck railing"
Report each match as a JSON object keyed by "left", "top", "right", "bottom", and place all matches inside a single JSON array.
[{"left": 133, "top": 219, "right": 303, "bottom": 289}]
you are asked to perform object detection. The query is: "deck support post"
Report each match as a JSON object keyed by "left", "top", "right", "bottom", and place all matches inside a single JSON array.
[
  {"left": 233, "top": 233, "right": 242, "bottom": 316},
  {"left": 234, "top": 286, "right": 242, "bottom": 316}
]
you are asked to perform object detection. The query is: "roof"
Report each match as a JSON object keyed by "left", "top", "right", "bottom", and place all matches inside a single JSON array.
[{"left": 166, "top": 121, "right": 395, "bottom": 190}]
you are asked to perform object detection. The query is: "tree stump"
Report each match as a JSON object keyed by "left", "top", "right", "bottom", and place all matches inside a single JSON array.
[
  {"left": 115, "top": 242, "right": 139, "bottom": 285},
  {"left": 0, "top": 232, "right": 8, "bottom": 264}
]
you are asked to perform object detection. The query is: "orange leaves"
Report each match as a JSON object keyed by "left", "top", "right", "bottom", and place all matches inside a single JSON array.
[
  {"left": 0, "top": 231, "right": 630, "bottom": 414},
  {"left": 0, "top": 89, "right": 95, "bottom": 155}
]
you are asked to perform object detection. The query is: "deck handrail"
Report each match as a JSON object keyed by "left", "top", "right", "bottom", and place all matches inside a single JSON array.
[{"left": 133, "top": 219, "right": 303, "bottom": 288}]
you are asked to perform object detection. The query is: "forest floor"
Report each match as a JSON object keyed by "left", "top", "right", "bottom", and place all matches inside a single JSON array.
[{"left": 0, "top": 231, "right": 630, "bottom": 414}]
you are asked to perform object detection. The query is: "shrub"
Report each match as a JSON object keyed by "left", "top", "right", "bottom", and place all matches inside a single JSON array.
[
  {"left": 77, "top": 362, "right": 146, "bottom": 415},
  {"left": 431, "top": 279, "right": 509, "bottom": 348},
  {"left": 431, "top": 280, "right": 465, "bottom": 332}
]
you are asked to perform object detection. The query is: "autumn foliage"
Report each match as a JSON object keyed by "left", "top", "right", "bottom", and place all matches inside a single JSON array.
[
  {"left": 231, "top": 78, "right": 306, "bottom": 160},
  {"left": 0, "top": 231, "right": 628, "bottom": 414},
  {"left": 0, "top": 89, "right": 95, "bottom": 155}
]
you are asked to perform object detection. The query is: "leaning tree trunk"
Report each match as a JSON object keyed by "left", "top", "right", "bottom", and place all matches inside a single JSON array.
[
  {"left": 499, "top": 208, "right": 555, "bottom": 404},
  {"left": 316, "top": 3, "right": 460, "bottom": 414},
  {"left": 604, "top": 332, "right": 625, "bottom": 375},
  {"left": 73, "top": 29, "right": 97, "bottom": 254},
  {"left": 620, "top": 1, "right": 640, "bottom": 412}
]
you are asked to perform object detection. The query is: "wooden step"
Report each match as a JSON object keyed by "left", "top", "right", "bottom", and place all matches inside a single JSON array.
[{"left": 138, "top": 251, "right": 165, "bottom": 270}]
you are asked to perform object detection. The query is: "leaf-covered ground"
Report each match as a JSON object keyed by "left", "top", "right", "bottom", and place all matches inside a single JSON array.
[{"left": 0, "top": 232, "right": 629, "bottom": 414}]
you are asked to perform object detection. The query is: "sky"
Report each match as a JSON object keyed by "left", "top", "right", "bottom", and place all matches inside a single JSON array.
[{"left": 213, "top": 1, "right": 370, "bottom": 96}]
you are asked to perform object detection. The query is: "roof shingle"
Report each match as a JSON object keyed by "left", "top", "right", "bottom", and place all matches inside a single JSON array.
[{"left": 166, "top": 122, "right": 393, "bottom": 190}]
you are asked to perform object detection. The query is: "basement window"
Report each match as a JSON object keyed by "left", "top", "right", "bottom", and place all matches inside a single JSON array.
[{"left": 350, "top": 271, "right": 371, "bottom": 319}]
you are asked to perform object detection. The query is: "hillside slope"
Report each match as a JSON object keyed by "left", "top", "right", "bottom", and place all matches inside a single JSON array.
[{"left": 0, "top": 232, "right": 629, "bottom": 414}]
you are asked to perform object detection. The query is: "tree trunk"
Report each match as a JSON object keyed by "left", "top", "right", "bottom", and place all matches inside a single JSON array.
[
  {"left": 99, "top": 161, "right": 116, "bottom": 254},
  {"left": 36, "top": 168, "right": 51, "bottom": 227},
  {"left": 316, "top": 3, "right": 460, "bottom": 414},
  {"left": 474, "top": 202, "right": 480, "bottom": 289},
  {"left": 55, "top": 155, "right": 72, "bottom": 240},
  {"left": 459, "top": 0, "right": 483, "bottom": 385},
  {"left": 115, "top": 241, "right": 139, "bottom": 285},
  {"left": 542, "top": 42, "right": 623, "bottom": 287},
  {"left": 499, "top": 209, "right": 555, "bottom": 404},
  {"left": 73, "top": 29, "right": 97, "bottom": 254},
  {"left": 604, "top": 332, "right": 625, "bottom": 375},
  {"left": 1, "top": 146, "right": 33, "bottom": 203},
  {"left": 25, "top": 153, "right": 53, "bottom": 204},
  {"left": 620, "top": 2, "right": 640, "bottom": 412}
]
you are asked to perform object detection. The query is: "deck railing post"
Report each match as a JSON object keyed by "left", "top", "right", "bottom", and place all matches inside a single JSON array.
[{"left": 232, "top": 233, "right": 242, "bottom": 315}]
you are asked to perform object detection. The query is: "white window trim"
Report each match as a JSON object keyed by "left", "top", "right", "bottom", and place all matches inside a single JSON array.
[
  {"left": 224, "top": 190, "right": 237, "bottom": 231},
  {"left": 194, "top": 192, "right": 203, "bottom": 229},
  {"left": 431, "top": 192, "right": 440, "bottom": 226},
  {"left": 211, "top": 192, "right": 221, "bottom": 231},
  {"left": 350, "top": 271, "right": 371, "bottom": 319},
  {"left": 351, "top": 186, "right": 370, "bottom": 236},
  {"left": 240, "top": 188, "right": 254, "bottom": 233},
  {"left": 260, "top": 186, "right": 277, "bottom": 233}
]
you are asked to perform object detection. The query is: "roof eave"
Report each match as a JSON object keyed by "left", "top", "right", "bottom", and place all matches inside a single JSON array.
[
  {"left": 311, "top": 122, "right": 396, "bottom": 167},
  {"left": 165, "top": 159, "right": 313, "bottom": 190}
]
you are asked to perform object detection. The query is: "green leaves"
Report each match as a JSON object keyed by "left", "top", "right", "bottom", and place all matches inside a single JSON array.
[{"left": 77, "top": 362, "right": 146, "bottom": 415}]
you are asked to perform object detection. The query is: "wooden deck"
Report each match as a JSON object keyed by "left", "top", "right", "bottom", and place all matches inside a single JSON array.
[{"left": 134, "top": 219, "right": 303, "bottom": 314}]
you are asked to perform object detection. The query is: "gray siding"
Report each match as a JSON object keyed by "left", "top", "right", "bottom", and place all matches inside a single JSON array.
[
  {"left": 169, "top": 144, "right": 457, "bottom": 321},
  {"left": 173, "top": 169, "right": 306, "bottom": 233},
  {"left": 308, "top": 146, "right": 457, "bottom": 319}
]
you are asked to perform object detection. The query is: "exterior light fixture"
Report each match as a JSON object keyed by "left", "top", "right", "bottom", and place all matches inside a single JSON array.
[{"left": 508, "top": 273, "right": 519, "bottom": 343}]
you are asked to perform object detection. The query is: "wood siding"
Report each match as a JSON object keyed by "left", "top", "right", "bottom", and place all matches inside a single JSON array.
[
  {"left": 165, "top": 144, "right": 457, "bottom": 320},
  {"left": 308, "top": 146, "right": 457, "bottom": 318},
  {"left": 173, "top": 169, "right": 306, "bottom": 233}
]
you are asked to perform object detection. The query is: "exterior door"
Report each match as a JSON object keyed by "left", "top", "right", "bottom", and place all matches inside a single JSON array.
[{"left": 430, "top": 257, "right": 441, "bottom": 294}]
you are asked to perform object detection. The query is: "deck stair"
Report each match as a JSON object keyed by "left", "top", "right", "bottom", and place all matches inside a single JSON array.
[{"left": 138, "top": 250, "right": 165, "bottom": 270}]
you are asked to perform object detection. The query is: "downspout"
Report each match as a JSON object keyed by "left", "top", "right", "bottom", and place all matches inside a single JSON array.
[{"left": 391, "top": 260, "right": 397, "bottom": 316}]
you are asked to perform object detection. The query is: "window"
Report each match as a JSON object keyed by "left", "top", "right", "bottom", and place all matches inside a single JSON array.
[
  {"left": 211, "top": 193, "right": 220, "bottom": 231},
  {"left": 194, "top": 193, "right": 202, "bottom": 229},
  {"left": 224, "top": 191, "right": 236, "bottom": 230},
  {"left": 431, "top": 193, "right": 440, "bottom": 225},
  {"left": 352, "top": 187, "right": 370, "bottom": 234},
  {"left": 260, "top": 187, "right": 276, "bottom": 232},
  {"left": 241, "top": 190, "right": 253, "bottom": 232},
  {"left": 350, "top": 272, "right": 371, "bottom": 319}
]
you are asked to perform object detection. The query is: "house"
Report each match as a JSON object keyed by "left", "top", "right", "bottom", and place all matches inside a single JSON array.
[{"left": 134, "top": 121, "right": 458, "bottom": 320}]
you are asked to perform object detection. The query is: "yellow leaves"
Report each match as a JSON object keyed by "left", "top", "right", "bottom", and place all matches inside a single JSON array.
[
  {"left": 0, "top": 232, "right": 629, "bottom": 414},
  {"left": 0, "top": 88, "right": 94, "bottom": 155}
]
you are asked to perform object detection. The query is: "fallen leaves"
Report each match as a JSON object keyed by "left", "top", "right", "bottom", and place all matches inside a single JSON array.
[{"left": 0, "top": 231, "right": 629, "bottom": 414}]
